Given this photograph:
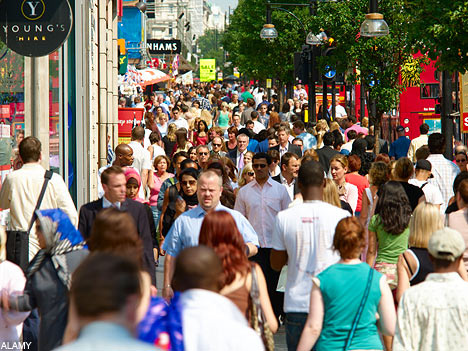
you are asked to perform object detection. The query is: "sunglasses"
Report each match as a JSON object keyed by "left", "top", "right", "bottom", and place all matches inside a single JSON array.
[
  {"left": 181, "top": 180, "right": 197, "bottom": 186},
  {"left": 247, "top": 171, "right": 255, "bottom": 176},
  {"left": 456, "top": 159, "right": 467, "bottom": 163},
  {"left": 253, "top": 164, "right": 267, "bottom": 169},
  {"left": 212, "top": 143, "right": 221, "bottom": 147},
  {"left": 198, "top": 152, "right": 209, "bottom": 156}
]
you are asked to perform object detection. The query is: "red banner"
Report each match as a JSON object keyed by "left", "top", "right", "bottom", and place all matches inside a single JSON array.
[{"left": 118, "top": 107, "right": 145, "bottom": 144}]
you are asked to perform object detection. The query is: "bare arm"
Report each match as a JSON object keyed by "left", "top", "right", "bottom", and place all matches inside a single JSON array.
[
  {"left": 359, "top": 192, "right": 369, "bottom": 228},
  {"left": 366, "top": 230, "right": 377, "bottom": 266},
  {"left": 297, "top": 281, "right": 324, "bottom": 351},
  {"left": 246, "top": 242, "right": 258, "bottom": 258},
  {"left": 62, "top": 300, "right": 79, "bottom": 344},
  {"left": 377, "top": 275, "right": 396, "bottom": 336},
  {"left": 255, "top": 264, "right": 278, "bottom": 333},
  {"left": 141, "top": 169, "right": 149, "bottom": 193},
  {"left": 270, "top": 249, "right": 288, "bottom": 272},
  {"left": 396, "top": 253, "right": 411, "bottom": 303},
  {"left": 147, "top": 170, "right": 155, "bottom": 190},
  {"left": 163, "top": 254, "right": 175, "bottom": 300},
  {"left": 458, "top": 259, "right": 468, "bottom": 281}
]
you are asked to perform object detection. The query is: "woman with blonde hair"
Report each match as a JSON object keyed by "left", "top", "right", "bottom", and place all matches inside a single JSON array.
[
  {"left": 396, "top": 202, "right": 467, "bottom": 302},
  {"left": 323, "top": 179, "right": 353, "bottom": 215},
  {"left": 235, "top": 163, "right": 255, "bottom": 196},
  {"left": 162, "top": 123, "right": 177, "bottom": 156},
  {"left": 330, "top": 154, "right": 358, "bottom": 214}
]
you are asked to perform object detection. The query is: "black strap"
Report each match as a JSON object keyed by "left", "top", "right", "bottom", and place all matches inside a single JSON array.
[
  {"left": 421, "top": 182, "right": 428, "bottom": 189},
  {"left": 402, "top": 251, "right": 414, "bottom": 277},
  {"left": 344, "top": 267, "right": 374, "bottom": 351},
  {"left": 27, "top": 170, "right": 53, "bottom": 233}
]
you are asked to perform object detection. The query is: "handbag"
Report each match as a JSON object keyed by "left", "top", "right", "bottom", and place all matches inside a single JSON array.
[
  {"left": 344, "top": 267, "right": 375, "bottom": 351},
  {"left": 249, "top": 264, "right": 275, "bottom": 351},
  {"left": 6, "top": 170, "right": 53, "bottom": 272}
]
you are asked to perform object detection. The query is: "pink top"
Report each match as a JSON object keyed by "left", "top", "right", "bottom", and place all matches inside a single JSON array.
[
  {"left": 448, "top": 208, "right": 468, "bottom": 270},
  {"left": 345, "top": 173, "right": 370, "bottom": 212},
  {"left": 0, "top": 261, "right": 29, "bottom": 343},
  {"left": 149, "top": 172, "right": 174, "bottom": 206},
  {"left": 194, "top": 132, "right": 208, "bottom": 146},
  {"left": 339, "top": 182, "right": 359, "bottom": 214}
]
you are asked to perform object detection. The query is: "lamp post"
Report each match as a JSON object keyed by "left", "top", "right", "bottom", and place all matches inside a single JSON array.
[
  {"left": 260, "top": 1, "right": 330, "bottom": 122},
  {"left": 360, "top": 0, "right": 389, "bottom": 37}
]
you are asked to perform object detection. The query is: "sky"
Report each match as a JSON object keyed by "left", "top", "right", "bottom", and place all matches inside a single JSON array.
[{"left": 210, "top": 0, "right": 238, "bottom": 13}]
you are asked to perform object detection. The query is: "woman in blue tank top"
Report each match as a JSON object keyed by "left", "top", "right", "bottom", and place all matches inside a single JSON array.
[{"left": 297, "top": 217, "right": 396, "bottom": 351}]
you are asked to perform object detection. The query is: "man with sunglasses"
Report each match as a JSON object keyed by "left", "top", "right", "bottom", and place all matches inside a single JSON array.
[
  {"left": 234, "top": 152, "right": 291, "bottom": 319},
  {"left": 196, "top": 145, "right": 210, "bottom": 170},
  {"left": 210, "top": 137, "right": 227, "bottom": 158},
  {"left": 168, "top": 106, "right": 188, "bottom": 130}
]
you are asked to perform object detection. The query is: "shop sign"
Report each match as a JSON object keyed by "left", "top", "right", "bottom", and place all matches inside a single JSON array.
[
  {"left": 200, "top": 59, "right": 216, "bottom": 82},
  {"left": 0, "top": 0, "right": 73, "bottom": 57},
  {"left": 146, "top": 39, "right": 181, "bottom": 54},
  {"left": 461, "top": 72, "right": 468, "bottom": 133}
]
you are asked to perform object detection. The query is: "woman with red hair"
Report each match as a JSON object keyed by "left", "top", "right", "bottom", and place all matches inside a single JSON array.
[{"left": 199, "top": 211, "right": 278, "bottom": 333}]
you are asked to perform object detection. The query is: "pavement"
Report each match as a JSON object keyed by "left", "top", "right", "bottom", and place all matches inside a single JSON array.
[{"left": 155, "top": 256, "right": 288, "bottom": 350}]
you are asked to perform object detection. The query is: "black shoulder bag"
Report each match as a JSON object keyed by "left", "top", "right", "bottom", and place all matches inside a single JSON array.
[{"left": 6, "top": 170, "right": 53, "bottom": 272}]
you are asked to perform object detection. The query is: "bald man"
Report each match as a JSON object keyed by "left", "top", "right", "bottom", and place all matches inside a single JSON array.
[
  {"left": 162, "top": 171, "right": 259, "bottom": 300},
  {"left": 173, "top": 246, "right": 264, "bottom": 351},
  {"left": 97, "top": 144, "right": 135, "bottom": 198}
]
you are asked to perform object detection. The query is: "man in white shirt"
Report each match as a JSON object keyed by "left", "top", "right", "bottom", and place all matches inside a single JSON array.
[
  {"left": 128, "top": 126, "right": 152, "bottom": 198},
  {"left": 294, "top": 84, "right": 308, "bottom": 100},
  {"left": 168, "top": 106, "right": 189, "bottom": 130},
  {"left": 0, "top": 137, "right": 78, "bottom": 262},
  {"left": 407, "top": 123, "right": 429, "bottom": 162},
  {"left": 258, "top": 103, "right": 270, "bottom": 128},
  {"left": 272, "top": 152, "right": 300, "bottom": 201},
  {"left": 341, "top": 129, "right": 357, "bottom": 153},
  {"left": 174, "top": 246, "right": 264, "bottom": 351},
  {"left": 235, "top": 152, "right": 291, "bottom": 318},
  {"left": 426, "top": 133, "right": 460, "bottom": 212},
  {"left": 328, "top": 96, "right": 347, "bottom": 119},
  {"left": 394, "top": 228, "right": 468, "bottom": 351},
  {"left": 270, "top": 160, "right": 350, "bottom": 351},
  {"left": 250, "top": 110, "right": 266, "bottom": 134}
]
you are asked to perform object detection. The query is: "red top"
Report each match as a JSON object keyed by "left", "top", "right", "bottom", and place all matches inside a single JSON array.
[{"left": 345, "top": 173, "right": 369, "bottom": 213}]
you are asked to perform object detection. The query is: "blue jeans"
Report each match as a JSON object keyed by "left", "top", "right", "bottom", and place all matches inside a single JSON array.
[{"left": 285, "top": 312, "right": 308, "bottom": 351}]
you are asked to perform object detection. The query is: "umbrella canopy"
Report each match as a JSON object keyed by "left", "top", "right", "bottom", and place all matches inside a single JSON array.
[
  {"left": 224, "top": 75, "right": 240, "bottom": 81},
  {"left": 139, "top": 68, "right": 172, "bottom": 87}
]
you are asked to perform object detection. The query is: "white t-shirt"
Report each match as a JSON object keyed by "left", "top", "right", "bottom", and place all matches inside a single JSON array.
[
  {"left": 151, "top": 144, "right": 166, "bottom": 162},
  {"left": 252, "top": 120, "right": 266, "bottom": 134},
  {"left": 168, "top": 117, "right": 189, "bottom": 130},
  {"left": 271, "top": 200, "right": 350, "bottom": 313},
  {"left": 409, "top": 178, "right": 444, "bottom": 209}
]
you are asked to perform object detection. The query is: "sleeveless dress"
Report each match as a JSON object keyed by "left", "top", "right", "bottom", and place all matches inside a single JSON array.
[
  {"left": 224, "top": 274, "right": 250, "bottom": 321},
  {"left": 315, "top": 263, "right": 383, "bottom": 351},
  {"left": 402, "top": 247, "right": 433, "bottom": 286}
]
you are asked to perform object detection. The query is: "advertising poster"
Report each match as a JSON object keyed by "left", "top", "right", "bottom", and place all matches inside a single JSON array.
[{"left": 200, "top": 59, "right": 216, "bottom": 82}]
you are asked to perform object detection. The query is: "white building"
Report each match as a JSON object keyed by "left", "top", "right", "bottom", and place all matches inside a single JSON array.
[{"left": 206, "top": 4, "right": 225, "bottom": 31}]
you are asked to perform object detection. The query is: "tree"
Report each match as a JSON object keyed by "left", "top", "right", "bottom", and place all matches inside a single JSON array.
[
  {"left": 405, "top": 0, "right": 468, "bottom": 73},
  {"left": 197, "top": 29, "right": 232, "bottom": 76}
]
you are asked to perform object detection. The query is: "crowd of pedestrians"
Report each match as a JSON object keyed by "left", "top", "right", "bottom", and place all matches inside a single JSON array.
[{"left": 0, "top": 81, "right": 468, "bottom": 350}]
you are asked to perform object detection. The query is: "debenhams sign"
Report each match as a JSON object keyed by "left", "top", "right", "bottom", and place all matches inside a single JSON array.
[
  {"left": 147, "top": 39, "right": 181, "bottom": 54},
  {"left": 0, "top": 0, "right": 73, "bottom": 57}
]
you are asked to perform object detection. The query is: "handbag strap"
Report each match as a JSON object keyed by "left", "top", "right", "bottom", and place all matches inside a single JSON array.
[
  {"left": 344, "top": 267, "right": 374, "bottom": 351},
  {"left": 250, "top": 263, "right": 260, "bottom": 300},
  {"left": 27, "top": 170, "right": 53, "bottom": 233}
]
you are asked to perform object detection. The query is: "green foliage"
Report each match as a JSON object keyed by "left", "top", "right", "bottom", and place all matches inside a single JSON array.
[
  {"left": 404, "top": 0, "right": 468, "bottom": 73},
  {"left": 198, "top": 29, "right": 233, "bottom": 75},
  {"left": 223, "top": 0, "right": 307, "bottom": 82}
]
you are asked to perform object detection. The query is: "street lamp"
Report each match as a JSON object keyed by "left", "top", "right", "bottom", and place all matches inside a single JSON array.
[
  {"left": 306, "top": 30, "right": 327, "bottom": 45},
  {"left": 360, "top": 0, "right": 389, "bottom": 37},
  {"left": 260, "top": 24, "right": 278, "bottom": 40}
]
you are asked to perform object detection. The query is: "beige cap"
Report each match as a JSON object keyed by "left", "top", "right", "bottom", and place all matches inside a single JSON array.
[{"left": 428, "top": 227, "right": 466, "bottom": 261}]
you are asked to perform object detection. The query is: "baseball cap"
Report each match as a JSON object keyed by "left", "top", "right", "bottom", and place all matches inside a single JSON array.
[
  {"left": 428, "top": 228, "right": 466, "bottom": 262},
  {"left": 415, "top": 159, "right": 433, "bottom": 177},
  {"left": 396, "top": 126, "right": 405, "bottom": 132}
]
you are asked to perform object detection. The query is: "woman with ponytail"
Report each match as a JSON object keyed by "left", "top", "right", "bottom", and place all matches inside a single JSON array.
[
  {"left": 198, "top": 210, "right": 278, "bottom": 334},
  {"left": 297, "top": 217, "right": 396, "bottom": 351}
]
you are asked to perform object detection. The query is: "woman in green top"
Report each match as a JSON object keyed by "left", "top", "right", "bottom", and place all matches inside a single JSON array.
[
  {"left": 215, "top": 102, "right": 231, "bottom": 132},
  {"left": 297, "top": 217, "right": 396, "bottom": 351},
  {"left": 366, "top": 181, "right": 412, "bottom": 291}
]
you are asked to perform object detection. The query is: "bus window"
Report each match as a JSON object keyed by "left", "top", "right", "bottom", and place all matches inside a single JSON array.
[{"left": 420, "top": 84, "right": 439, "bottom": 99}]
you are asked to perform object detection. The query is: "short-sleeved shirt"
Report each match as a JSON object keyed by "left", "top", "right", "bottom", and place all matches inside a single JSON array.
[
  {"left": 271, "top": 201, "right": 350, "bottom": 313},
  {"left": 389, "top": 136, "right": 411, "bottom": 160},
  {"left": 398, "top": 181, "right": 425, "bottom": 211},
  {"left": 162, "top": 204, "right": 259, "bottom": 257},
  {"left": 368, "top": 214, "right": 409, "bottom": 264}
]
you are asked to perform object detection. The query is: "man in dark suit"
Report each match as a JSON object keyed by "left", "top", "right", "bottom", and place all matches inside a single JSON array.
[
  {"left": 228, "top": 132, "right": 250, "bottom": 170},
  {"left": 268, "top": 126, "right": 302, "bottom": 158},
  {"left": 272, "top": 152, "right": 300, "bottom": 200},
  {"left": 316, "top": 131, "right": 340, "bottom": 173},
  {"left": 78, "top": 166, "right": 156, "bottom": 285}
]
